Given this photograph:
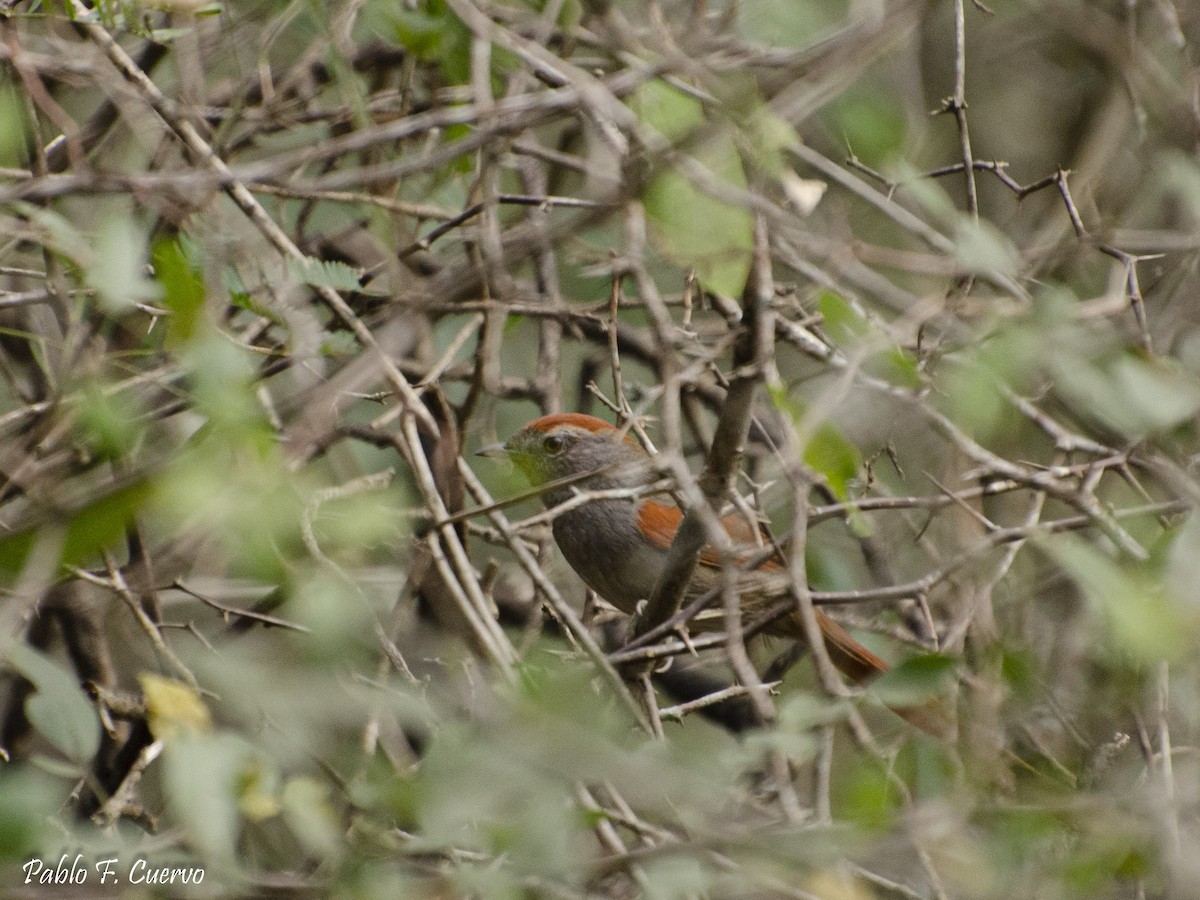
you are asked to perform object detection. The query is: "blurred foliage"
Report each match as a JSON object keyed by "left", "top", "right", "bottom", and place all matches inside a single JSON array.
[{"left": 0, "top": 0, "right": 1199, "bottom": 897}]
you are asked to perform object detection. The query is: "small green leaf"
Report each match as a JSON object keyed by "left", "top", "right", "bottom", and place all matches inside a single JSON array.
[
  {"left": 768, "top": 385, "right": 863, "bottom": 500},
  {"left": 1052, "top": 353, "right": 1200, "bottom": 438},
  {"left": 377, "top": 1, "right": 471, "bottom": 84},
  {"left": 162, "top": 733, "right": 248, "bottom": 865},
  {"left": 86, "top": 217, "right": 164, "bottom": 314},
  {"left": 632, "top": 79, "right": 705, "bottom": 144},
  {"left": 389, "top": 7, "right": 450, "bottom": 58},
  {"left": 1043, "top": 535, "right": 1190, "bottom": 663},
  {"left": 320, "top": 330, "right": 359, "bottom": 356},
  {"left": 744, "top": 108, "right": 801, "bottom": 178},
  {"left": 826, "top": 85, "right": 907, "bottom": 167},
  {"left": 941, "top": 357, "right": 1011, "bottom": 443},
  {"left": 817, "top": 291, "right": 870, "bottom": 344},
  {"left": 0, "top": 82, "right": 30, "bottom": 168},
  {"left": 76, "top": 384, "right": 146, "bottom": 460},
  {"left": 1111, "top": 356, "right": 1200, "bottom": 432},
  {"left": 643, "top": 165, "right": 754, "bottom": 296},
  {"left": 0, "top": 479, "right": 151, "bottom": 574},
  {"left": 3, "top": 643, "right": 100, "bottom": 763},
  {"left": 14, "top": 203, "right": 92, "bottom": 263},
  {"left": 870, "top": 653, "right": 956, "bottom": 707},
  {"left": 282, "top": 777, "right": 343, "bottom": 858},
  {"left": 804, "top": 423, "right": 863, "bottom": 501},
  {"left": 154, "top": 236, "right": 206, "bottom": 345},
  {"left": 737, "top": 0, "right": 843, "bottom": 49},
  {"left": 952, "top": 217, "right": 1021, "bottom": 279},
  {"left": 838, "top": 764, "right": 900, "bottom": 831},
  {"left": 999, "top": 647, "right": 1038, "bottom": 698},
  {"left": 237, "top": 758, "right": 281, "bottom": 823},
  {"left": 288, "top": 256, "right": 364, "bottom": 292},
  {"left": 874, "top": 347, "right": 922, "bottom": 389},
  {"left": 632, "top": 81, "right": 754, "bottom": 296},
  {"left": 0, "top": 768, "right": 58, "bottom": 862}
]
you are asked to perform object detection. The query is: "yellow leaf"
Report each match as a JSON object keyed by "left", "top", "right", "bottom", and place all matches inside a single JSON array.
[
  {"left": 238, "top": 763, "right": 281, "bottom": 823},
  {"left": 139, "top": 673, "right": 212, "bottom": 741},
  {"left": 803, "top": 869, "right": 875, "bottom": 900}
]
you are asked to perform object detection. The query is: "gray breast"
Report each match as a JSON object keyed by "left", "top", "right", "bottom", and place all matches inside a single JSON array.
[{"left": 550, "top": 499, "right": 662, "bottom": 614}]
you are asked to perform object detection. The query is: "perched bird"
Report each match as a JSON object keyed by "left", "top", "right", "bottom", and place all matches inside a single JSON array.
[{"left": 482, "top": 413, "right": 948, "bottom": 734}]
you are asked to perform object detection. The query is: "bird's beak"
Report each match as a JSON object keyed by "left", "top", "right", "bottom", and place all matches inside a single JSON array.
[{"left": 475, "top": 442, "right": 510, "bottom": 459}]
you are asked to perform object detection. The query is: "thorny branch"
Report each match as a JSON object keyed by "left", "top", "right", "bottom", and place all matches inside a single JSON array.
[{"left": 1, "top": 0, "right": 1198, "bottom": 895}]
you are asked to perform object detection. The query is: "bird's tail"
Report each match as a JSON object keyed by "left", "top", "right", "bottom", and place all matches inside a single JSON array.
[{"left": 781, "top": 609, "right": 955, "bottom": 739}]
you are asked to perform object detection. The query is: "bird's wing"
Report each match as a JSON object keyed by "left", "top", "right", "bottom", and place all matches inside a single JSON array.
[
  {"left": 635, "top": 498, "right": 891, "bottom": 680},
  {"left": 634, "top": 500, "right": 779, "bottom": 570},
  {"left": 632, "top": 499, "right": 949, "bottom": 735}
]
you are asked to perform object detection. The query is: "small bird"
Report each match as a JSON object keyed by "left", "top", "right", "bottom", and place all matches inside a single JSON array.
[{"left": 482, "top": 413, "right": 947, "bottom": 734}]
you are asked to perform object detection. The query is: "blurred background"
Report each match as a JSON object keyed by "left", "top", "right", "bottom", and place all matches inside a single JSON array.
[{"left": 1, "top": 0, "right": 1199, "bottom": 896}]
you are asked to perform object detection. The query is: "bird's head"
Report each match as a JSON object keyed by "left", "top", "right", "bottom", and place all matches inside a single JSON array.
[{"left": 479, "top": 413, "right": 650, "bottom": 492}]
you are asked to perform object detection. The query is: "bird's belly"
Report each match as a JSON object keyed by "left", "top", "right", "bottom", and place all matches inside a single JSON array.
[
  {"left": 549, "top": 501, "right": 791, "bottom": 619},
  {"left": 551, "top": 503, "right": 660, "bottom": 614}
]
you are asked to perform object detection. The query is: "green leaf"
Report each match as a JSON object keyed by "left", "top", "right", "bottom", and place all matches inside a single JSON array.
[
  {"left": 1043, "top": 535, "right": 1191, "bottom": 663},
  {"left": 643, "top": 165, "right": 754, "bottom": 295},
  {"left": 632, "top": 79, "right": 705, "bottom": 144},
  {"left": 376, "top": 0, "right": 471, "bottom": 84},
  {"left": 768, "top": 385, "right": 863, "bottom": 501},
  {"left": 736, "top": 0, "right": 844, "bottom": 49},
  {"left": 85, "top": 217, "right": 164, "bottom": 314},
  {"left": 1052, "top": 353, "right": 1200, "bottom": 438},
  {"left": 941, "top": 356, "right": 1011, "bottom": 443},
  {"left": 153, "top": 236, "right": 207, "bottom": 346},
  {"left": 804, "top": 423, "right": 862, "bottom": 501},
  {"left": 825, "top": 85, "right": 907, "bottom": 167},
  {"left": 874, "top": 347, "right": 922, "bottom": 389},
  {"left": 0, "top": 479, "right": 151, "bottom": 574},
  {"left": 162, "top": 733, "right": 248, "bottom": 865},
  {"left": 870, "top": 653, "right": 956, "bottom": 707},
  {"left": 952, "top": 217, "right": 1021, "bottom": 279},
  {"left": 320, "top": 330, "right": 359, "bottom": 356},
  {"left": 1111, "top": 355, "right": 1200, "bottom": 432},
  {"left": 282, "top": 777, "right": 343, "bottom": 858},
  {"left": 288, "top": 256, "right": 364, "bottom": 292},
  {"left": 390, "top": 7, "right": 443, "bottom": 56},
  {"left": 76, "top": 383, "right": 146, "bottom": 461},
  {"left": 0, "top": 82, "right": 30, "bottom": 168},
  {"left": 633, "top": 81, "right": 754, "bottom": 296},
  {"left": 818, "top": 293, "right": 922, "bottom": 389},
  {"left": 237, "top": 757, "right": 281, "bottom": 823},
  {"left": 3, "top": 643, "right": 100, "bottom": 763},
  {"left": 16, "top": 205, "right": 161, "bottom": 314},
  {"left": 0, "top": 768, "right": 58, "bottom": 862},
  {"left": 14, "top": 203, "right": 92, "bottom": 264},
  {"left": 817, "top": 291, "right": 870, "bottom": 344},
  {"left": 838, "top": 763, "right": 900, "bottom": 831}
]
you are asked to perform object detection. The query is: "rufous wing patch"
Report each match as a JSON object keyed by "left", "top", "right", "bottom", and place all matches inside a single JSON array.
[
  {"left": 635, "top": 500, "right": 685, "bottom": 551},
  {"left": 636, "top": 502, "right": 784, "bottom": 571}
]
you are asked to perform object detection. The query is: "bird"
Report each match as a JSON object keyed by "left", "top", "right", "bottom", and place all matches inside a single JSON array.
[{"left": 480, "top": 412, "right": 949, "bottom": 735}]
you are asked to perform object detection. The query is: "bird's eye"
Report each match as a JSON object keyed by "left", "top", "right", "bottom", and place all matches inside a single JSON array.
[{"left": 542, "top": 434, "right": 566, "bottom": 454}]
